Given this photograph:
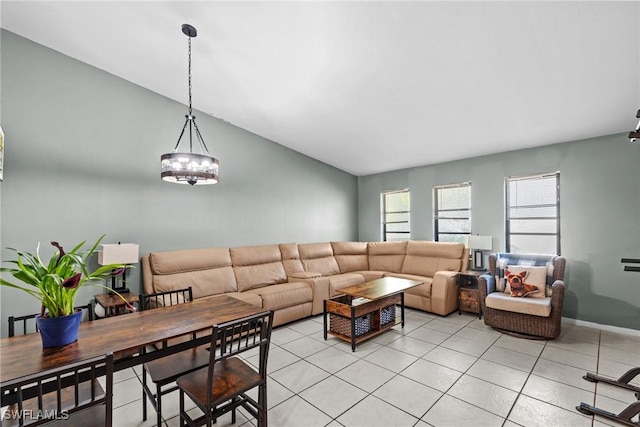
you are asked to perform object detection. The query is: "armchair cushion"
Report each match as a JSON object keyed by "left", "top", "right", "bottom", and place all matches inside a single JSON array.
[{"left": 486, "top": 293, "right": 552, "bottom": 317}]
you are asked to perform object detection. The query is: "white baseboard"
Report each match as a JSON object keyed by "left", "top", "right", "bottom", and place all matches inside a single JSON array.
[{"left": 562, "top": 317, "right": 640, "bottom": 337}]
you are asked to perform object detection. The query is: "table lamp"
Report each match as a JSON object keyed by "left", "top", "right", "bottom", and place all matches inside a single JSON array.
[
  {"left": 98, "top": 243, "right": 139, "bottom": 294},
  {"left": 466, "top": 235, "right": 492, "bottom": 271}
]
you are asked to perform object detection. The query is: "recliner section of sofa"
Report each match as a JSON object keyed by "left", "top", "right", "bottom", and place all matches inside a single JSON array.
[
  {"left": 299, "top": 242, "right": 365, "bottom": 303},
  {"left": 230, "top": 245, "right": 313, "bottom": 326},
  {"left": 141, "top": 240, "right": 468, "bottom": 327},
  {"left": 384, "top": 241, "right": 466, "bottom": 315}
]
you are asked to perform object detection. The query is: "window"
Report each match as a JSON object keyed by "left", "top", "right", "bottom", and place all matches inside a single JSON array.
[
  {"left": 434, "top": 183, "right": 471, "bottom": 243},
  {"left": 506, "top": 172, "right": 560, "bottom": 254},
  {"left": 382, "top": 189, "right": 410, "bottom": 241}
]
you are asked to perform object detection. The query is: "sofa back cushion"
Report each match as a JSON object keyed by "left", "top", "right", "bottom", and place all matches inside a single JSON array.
[
  {"left": 401, "top": 241, "right": 465, "bottom": 277},
  {"left": 331, "top": 242, "right": 369, "bottom": 273},
  {"left": 279, "top": 243, "right": 304, "bottom": 276},
  {"left": 368, "top": 241, "right": 407, "bottom": 273},
  {"left": 298, "top": 242, "right": 340, "bottom": 276},
  {"left": 148, "top": 247, "right": 237, "bottom": 299},
  {"left": 230, "top": 245, "right": 288, "bottom": 292}
]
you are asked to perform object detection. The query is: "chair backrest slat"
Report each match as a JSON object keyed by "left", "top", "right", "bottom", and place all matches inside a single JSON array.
[
  {"left": 139, "top": 287, "right": 193, "bottom": 311},
  {"left": 2, "top": 353, "right": 113, "bottom": 426},
  {"left": 7, "top": 303, "right": 94, "bottom": 337}
]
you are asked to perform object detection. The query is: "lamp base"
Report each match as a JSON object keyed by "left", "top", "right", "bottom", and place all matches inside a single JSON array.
[
  {"left": 471, "top": 250, "right": 485, "bottom": 271},
  {"left": 109, "top": 287, "right": 130, "bottom": 295}
]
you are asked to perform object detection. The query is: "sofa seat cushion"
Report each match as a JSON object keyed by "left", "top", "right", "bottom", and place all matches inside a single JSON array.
[
  {"left": 384, "top": 273, "right": 433, "bottom": 297},
  {"left": 351, "top": 270, "right": 386, "bottom": 282},
  {"left": 485, "top": 292, "right": 552, "bottom": 317},
  {"left": 327, "top": 273, "right": 365, "bottom": 296},
  {"left": 245, "top": 282, "right": 313, "bottom": 311},
  {"left": 224, "top": 292, "right": 263, "bottom": 308}
]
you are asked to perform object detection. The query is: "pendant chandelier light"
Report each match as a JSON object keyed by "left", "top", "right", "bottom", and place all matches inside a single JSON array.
[{"left": 161, "top": 24, "right": 219, "bottom": 185}]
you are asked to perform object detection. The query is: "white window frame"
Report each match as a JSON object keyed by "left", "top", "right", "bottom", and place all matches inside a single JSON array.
[
  {"left": 505, "top": 172, "right": 561, "bottom": 255},
  {"left": 382, "top": 189, "right": 410, "bottom": 242},
  {"left": 433, "top": 182, "right": 471, "bottom": 243}
]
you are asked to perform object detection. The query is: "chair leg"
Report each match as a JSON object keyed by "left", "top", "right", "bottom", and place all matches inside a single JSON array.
[
  {"left": 231, "top": 396, "right": 237, "bottom": 424},
  {"left": 156, "top": 383, "right": 163, "bottom": 427},
  {"left": 258, "top": 383, "right": 267, "bottom": 427},
  {"left": 142, "top": 367, "right": 148, "bottom": 421},
  {"left": 179, "top": 389, "right": 186, "bottom": 427}
]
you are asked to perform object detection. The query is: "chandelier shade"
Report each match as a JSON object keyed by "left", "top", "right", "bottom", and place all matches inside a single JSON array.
[
  {"left": 161, "top": 24, "right": 219, "bottom": 185},
  {"left": 161, "top": 152, "right": 219, "bottom": 185}
]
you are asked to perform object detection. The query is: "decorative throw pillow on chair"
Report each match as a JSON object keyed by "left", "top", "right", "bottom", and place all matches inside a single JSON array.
[{"left": 503, "top": 266, "right": 547, "bottom": 298}]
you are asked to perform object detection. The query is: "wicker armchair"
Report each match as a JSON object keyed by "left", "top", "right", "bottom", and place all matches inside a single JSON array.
[{"left": 478, "top": 253, "right": 566, "bottom": 339}]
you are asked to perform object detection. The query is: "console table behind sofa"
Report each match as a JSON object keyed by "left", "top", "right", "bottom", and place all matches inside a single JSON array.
[{"left": 141, "top": 241, "right": 468, "bottom": 327}]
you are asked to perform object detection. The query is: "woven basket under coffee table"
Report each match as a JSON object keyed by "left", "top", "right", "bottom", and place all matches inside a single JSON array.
[{"left": 323, "top": 277, "right": 422, "bottom": 351}]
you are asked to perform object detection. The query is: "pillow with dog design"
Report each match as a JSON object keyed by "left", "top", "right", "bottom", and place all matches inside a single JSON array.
[{"left": 504, "top": 266, "right": 547, "bottom": 298}]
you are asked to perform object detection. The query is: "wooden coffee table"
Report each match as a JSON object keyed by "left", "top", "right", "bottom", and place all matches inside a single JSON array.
[{"left": 323, "top": 277, "right": 422, "bottom": 351}]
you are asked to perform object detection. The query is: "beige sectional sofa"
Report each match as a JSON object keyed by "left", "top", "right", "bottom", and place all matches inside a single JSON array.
[{"left": 142, "top": 241, "right": 468, "bottom": 327}]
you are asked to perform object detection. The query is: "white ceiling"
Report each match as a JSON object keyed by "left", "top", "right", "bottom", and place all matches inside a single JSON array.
[{"left": 2, "top": 1, "right": 639, "bottom": 176}]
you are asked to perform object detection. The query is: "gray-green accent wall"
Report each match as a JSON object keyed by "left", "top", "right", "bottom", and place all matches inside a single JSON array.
[
  {"left": 358, "top": 135, "right": 640, "bottom": 330},
  {"left": 0, "top": 30, "right": 358, "bottom": 336}
]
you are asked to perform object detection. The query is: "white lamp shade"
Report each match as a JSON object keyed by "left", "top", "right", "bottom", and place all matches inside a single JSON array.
[
  {"left": 98, "top": 243, "right": 139, "bottom": 265},
  {"left": 466, "top": 235, "right": 492, "bottom": 251}
]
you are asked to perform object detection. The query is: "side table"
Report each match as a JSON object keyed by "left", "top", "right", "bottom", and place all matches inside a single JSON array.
[
  {"left": 458, "top": 270, "right": 484, "bottom": 318},
  {"left": 94, "top": 292, "right": 139, "bottom": 317}
]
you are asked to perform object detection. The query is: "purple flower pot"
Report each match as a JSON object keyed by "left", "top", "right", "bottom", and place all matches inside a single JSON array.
[{"left": 36, "top": 309, "right": 82, "bottom": 348}]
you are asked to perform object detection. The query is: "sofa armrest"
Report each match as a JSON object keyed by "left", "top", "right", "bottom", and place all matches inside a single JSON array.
[
  {"left": 289, "top": 271, "right": 323, "bottom": 279},
  {"left": 430, "top": 271, "right": 459, "bottom": 316},
  {"left": 287, "top": 275, "right": 329, "bottom": 315}
]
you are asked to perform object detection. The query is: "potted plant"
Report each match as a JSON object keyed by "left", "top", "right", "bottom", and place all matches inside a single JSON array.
[{"left": 0, "top": 234, "right": 135, "bottom": 347}]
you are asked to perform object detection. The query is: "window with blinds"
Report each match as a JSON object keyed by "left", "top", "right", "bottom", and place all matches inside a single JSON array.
[
  {"left": 506, "top": 172, "right": 560, "bottom": 254},
  {"left": 382, "top": 189, "right": 410, "bottom": 241},
  {"left": 434, "top": 183, "right": 471, "bottom": 243}
]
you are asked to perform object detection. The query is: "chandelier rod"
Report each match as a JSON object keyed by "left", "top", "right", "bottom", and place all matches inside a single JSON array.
[{"left": 171, "top": 26, "right": 211, "bottom": 155}]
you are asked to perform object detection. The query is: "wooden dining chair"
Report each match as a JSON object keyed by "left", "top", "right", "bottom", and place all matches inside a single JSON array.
[
  {"left": 139, "top": 287, "right": 210, "bottom": 427},
  {"left": 176, "top": 310, "right": 274, "bottom": 427},
  {"left": 7, "top": 303, "right": 94, "bottom": 337},
  {"left": 1, "top": 352, "right": 113, "bottom": 427}
]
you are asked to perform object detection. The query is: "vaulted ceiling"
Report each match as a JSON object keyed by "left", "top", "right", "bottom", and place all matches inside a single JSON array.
[{"left": 2, "top": 1, "right": 638, "bottom": 176}]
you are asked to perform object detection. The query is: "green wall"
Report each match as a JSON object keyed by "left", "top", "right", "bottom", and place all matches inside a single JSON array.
[
  {"left": 359, "top": 135, "right": 640, "bottom": 330},
  {"left": 0, "top": 30, "right": 358, "bottom": 336}
]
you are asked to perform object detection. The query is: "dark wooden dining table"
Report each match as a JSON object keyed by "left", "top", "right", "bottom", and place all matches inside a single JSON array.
[{"left": 0, "top": 294, "right": 268, "bottom": 405}]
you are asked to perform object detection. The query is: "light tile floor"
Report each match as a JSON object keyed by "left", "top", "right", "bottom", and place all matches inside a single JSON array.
[{"left": 110, "top": 309, "right": 640, "bottom": 427}]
